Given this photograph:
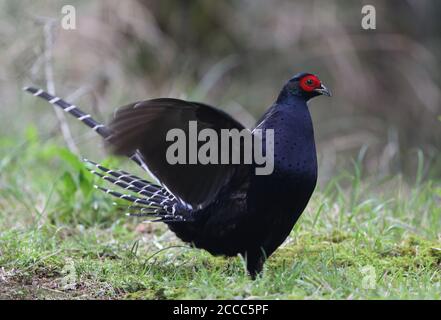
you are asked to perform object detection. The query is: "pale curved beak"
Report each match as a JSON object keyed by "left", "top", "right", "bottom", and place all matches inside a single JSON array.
[{"left": 314, "top": 84, "right": 332, "bottom": 97}]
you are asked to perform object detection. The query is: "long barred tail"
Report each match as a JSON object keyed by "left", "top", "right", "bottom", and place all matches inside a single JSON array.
[
  {"left": 23, "top": 87, "right": 151, "bottom": 171},
  {"left": 86, "top": 160, "right": 188, "bottom": 222},
  {"left": 83, "top": 159, "right": 172, "bottom": 202},
  {"left": 23, "top": 86, "right": 187, "bottom": 222},
  {"left": 23, "top": 87, "right": 111, "bottom": 138}
]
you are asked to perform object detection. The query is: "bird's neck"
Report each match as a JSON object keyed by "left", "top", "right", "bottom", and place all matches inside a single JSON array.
[
  {"left": 261, "top": 93, "right": 314, "bottom": 132},
  {"left": 257, "top": 94, "right": 317, "bottom": 183},
  {"left": 275, "top": 86, "right": 306, "bottom": 104}
]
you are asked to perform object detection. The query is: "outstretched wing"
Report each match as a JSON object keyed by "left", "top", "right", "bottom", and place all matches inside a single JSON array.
[{"left": 107, "top": 98, "right": 248, "bottom": 209}]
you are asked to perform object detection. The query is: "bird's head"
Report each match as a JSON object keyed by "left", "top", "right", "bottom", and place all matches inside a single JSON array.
[{"left": 282, "top": 72, "right": 331, "bottom": 101}]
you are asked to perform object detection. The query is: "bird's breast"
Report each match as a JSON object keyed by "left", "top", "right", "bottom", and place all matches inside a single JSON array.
[{"left": 249, "top": 102, "right": 318, "bottom": 212}]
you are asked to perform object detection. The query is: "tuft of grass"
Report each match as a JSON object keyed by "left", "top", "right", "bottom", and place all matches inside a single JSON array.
[{"left": 0, "top": 133, "right": 440, "bottom": 299}]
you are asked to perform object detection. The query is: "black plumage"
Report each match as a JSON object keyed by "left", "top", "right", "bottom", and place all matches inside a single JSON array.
[{"left": 24, "top": 72, "right": 330, "bottom": 278}]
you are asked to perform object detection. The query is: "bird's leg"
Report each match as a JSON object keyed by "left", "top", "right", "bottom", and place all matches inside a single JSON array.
[{"left": 244, "top": 250, "right": 266, "bottom": 280}]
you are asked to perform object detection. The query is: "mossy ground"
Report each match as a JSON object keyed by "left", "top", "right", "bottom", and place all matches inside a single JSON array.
[{"left": 0, "top": 133, "right": 440, "bottom": 299}]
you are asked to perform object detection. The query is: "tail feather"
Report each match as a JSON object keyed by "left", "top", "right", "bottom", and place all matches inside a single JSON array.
[
  {"left": 88, "top": 160, "right": 181, "bottom": 216},
  {"left": 95, "top": 185, "right": 187, "bottom": 221},
  {"left": 84, "top": 159, "right": 173, "bottom": 199},
  {"left": 87, "top": 167, "right": 169, "bottom": 201},
  {"left": 23, "top": 87, "right": 150, "bottom": 171},
  {"left": 112, "top": 203, "right": 187, "bottom": 221},
  {"left": 94, "top": 185, "right": 165, "bottom": 209},
  {"left": 23, "top": 86, "right": 111, "bottom": 138},
  {"left": 23, "top": 86, "right": 187, "bottom": 221},
  {"left": 123, "top": 206, "right": 185, "bottom": 221}
]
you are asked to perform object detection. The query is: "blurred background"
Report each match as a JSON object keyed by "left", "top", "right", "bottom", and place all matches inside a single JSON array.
[{"left": 1, "top": 0, "right": 441, "bottom": 184}]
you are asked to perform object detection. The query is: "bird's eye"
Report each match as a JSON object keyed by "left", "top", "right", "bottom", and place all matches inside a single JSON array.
[{"left": 300, "top": 75, "right": 320, "bottom": 92}]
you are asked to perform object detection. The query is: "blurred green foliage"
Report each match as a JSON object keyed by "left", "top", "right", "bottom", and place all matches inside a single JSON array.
[{"left": 1, "top": 0, "right": 441, "bottom": 181}]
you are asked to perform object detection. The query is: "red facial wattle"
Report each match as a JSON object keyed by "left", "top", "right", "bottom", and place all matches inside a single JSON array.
[{"left": 299, "top": 75, "right": 321, "bottom": 92}]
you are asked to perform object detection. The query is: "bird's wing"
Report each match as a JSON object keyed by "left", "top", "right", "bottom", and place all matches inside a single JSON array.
[{"left": 106, "top": 98, "right": 249, "bottom": 209}]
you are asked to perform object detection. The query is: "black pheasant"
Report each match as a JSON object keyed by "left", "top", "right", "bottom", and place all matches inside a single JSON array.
[{"left": 24, "top": 72, "right": 331, "bottom": 277}]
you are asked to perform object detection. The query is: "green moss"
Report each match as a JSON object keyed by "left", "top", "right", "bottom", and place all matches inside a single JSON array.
[
  {"left": 318, "top": 230, "right": 351, "bottom": 243},
  {"left": 1, "top": 142, "right": 440, "bottom": 299}
]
